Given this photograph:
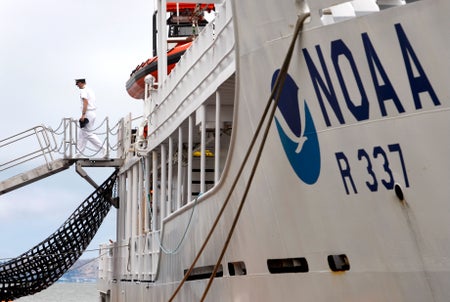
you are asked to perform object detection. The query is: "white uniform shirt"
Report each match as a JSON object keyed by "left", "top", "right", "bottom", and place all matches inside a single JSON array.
[{"left": 79, "top": 85, "right": 97, "bottom": 111}]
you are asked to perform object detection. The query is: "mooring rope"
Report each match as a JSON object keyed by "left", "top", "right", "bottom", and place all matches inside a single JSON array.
[
  {"left": 168, "top": 12, "right": 310, "bottom": 302},
  {"left": 199, "top": 13, "right": 311, "bottom": 300}
]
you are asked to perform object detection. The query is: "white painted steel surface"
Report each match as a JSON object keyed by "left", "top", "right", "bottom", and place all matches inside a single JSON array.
[{"left": 98, "top": 0, "right": 450, "bottom": 301}]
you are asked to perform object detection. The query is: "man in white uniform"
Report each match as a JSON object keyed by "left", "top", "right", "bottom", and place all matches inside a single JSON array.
[{"left": 75, "top": 78, "right": 106, "bottom": 158}]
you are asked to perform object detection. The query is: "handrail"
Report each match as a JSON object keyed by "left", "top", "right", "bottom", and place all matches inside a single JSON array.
[
  {"left": 0, "top": 125, "right": 57, "bottom": 172},
  {"left": 0, "top": 117, "right": 124, "bottom": 174},
  {"left": 0, "top": 115, "right": 146, "bottom": 178}
]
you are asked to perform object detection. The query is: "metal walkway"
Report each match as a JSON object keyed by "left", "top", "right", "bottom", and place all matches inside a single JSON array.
[
  {"left": 0, "top": 117, "right": 127, "bottom": 195},
  {"left": 0, "top": 159, "right": 74, "bottom": 195},
  {"left": 0, "top": 158, "right": 122, "bottom": 195},
  {"left": 0, "top": 170, "right": 118, "bottom": 301}
]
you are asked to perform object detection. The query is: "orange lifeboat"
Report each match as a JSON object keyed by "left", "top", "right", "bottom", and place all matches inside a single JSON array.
[
  {"left": 125, "top": 3, "right": 214, "bottom": 100},
  {"left": 166, "top": 3, "right": 214, "bottom": 13},
  {"left": 126, "top": 42, "right": 192, "bottom": 100}
]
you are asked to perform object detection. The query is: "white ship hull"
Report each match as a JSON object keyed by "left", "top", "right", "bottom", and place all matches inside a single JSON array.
[{"left": 98, "top": 0, "right": 450, "bottom": 301}]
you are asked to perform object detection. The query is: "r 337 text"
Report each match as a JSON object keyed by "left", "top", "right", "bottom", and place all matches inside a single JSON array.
[{"left": 335, "top": 143, "right": 410, "bottom": 195}]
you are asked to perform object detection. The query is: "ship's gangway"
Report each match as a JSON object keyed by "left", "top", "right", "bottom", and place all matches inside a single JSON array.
[
  {"left": 0, "top": 116, "right": 134, "bottom": 300},
  {"left": 0, "top": 117, "right": 128, "bottom": 194}
]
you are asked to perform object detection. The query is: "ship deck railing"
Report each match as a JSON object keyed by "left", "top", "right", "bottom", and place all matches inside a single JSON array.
[{"left": 145, "top": 0, "right": 234, "bottom": 151}]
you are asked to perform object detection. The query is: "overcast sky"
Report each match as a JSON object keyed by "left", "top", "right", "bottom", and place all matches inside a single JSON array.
[{"left": 0, "top": 0, "right": 153, "bottom": 260}]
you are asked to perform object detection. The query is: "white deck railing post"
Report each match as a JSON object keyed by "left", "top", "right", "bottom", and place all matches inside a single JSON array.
[{"left": 215, "top": 91, "right": 221, "bottom": 184}]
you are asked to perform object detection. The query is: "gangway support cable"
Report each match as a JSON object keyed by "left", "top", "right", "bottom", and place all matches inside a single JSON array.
[{"left": 0, "top": 169, "right": 118, "bottom": 301}]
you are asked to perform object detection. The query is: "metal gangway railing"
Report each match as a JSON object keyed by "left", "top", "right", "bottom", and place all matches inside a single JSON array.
[
  {"left": 0, "top": 116, "right": 128, "bottom": 195},
  {"left": 0, "top": 125, "right": 58, "bottom": 173},
  {"left": 46, "top": 116, "right": 118, "bottom": 160}
]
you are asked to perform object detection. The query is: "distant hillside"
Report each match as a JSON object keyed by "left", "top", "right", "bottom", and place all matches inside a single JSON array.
[{"left": 59, "top": 258, "right": 98, "bottom": 283}]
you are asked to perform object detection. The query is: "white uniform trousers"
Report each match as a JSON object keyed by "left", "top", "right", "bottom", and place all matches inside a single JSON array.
[{"left": 77, "top": 111, "right": 104, "bottom": 156}]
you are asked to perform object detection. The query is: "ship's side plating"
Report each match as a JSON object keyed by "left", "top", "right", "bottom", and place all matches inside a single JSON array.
[{"left": 98, "top": 0, "right": 450, "bottom": 301}]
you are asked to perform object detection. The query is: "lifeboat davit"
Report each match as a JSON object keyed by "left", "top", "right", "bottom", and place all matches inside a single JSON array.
[{"left": 126, "top": 42, "right": 192, "bottom": 100}]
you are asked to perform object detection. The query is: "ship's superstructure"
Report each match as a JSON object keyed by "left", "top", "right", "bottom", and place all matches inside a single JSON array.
[
  {"left": 0, "top": 0, "right": 449, "bottom": 301},
  {"left": 94, "top": 0, "right": 450, "bottom": 301}
]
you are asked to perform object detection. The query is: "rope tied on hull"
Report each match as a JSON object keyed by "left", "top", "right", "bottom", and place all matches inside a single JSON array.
[
  {"left": 168, "top": 11, "right": 311, "bottom": 302},
  {"left": 0, "top": 170, "right": 118, "bottom": 301}
]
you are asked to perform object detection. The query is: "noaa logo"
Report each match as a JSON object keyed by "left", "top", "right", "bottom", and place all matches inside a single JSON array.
[{"left": 271, "top": 70, "right": 321, "bottom": 185}]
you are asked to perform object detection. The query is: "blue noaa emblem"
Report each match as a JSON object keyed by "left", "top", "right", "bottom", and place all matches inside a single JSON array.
[{"left": 271, "top": 70, "right": 321, "bottom": 184}]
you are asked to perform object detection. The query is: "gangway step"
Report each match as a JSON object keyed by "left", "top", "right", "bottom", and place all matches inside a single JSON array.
[{"left": 0, "top": 158, "right": 75, "bottom": 195}]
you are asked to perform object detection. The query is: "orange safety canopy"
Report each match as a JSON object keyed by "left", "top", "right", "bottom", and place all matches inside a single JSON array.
[{"left": 166, "top": 3, "right": 215, "bottom": 13}]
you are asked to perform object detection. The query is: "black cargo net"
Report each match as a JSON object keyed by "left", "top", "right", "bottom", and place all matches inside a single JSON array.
[{"left": 0, "top": 170, "right": 118, "bottom": 301}]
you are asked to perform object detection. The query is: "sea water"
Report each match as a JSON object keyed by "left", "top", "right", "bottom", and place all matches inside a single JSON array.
[{"left": 15, "top": 283, "right": 98, "bottom": 302}]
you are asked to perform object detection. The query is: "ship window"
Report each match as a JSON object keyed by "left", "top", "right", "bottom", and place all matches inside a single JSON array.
[
  {"left": 267, "top": 257, "right": 309, "bottom": 274},
  {"left": 327, "top": 254, "right": 350, "bottom": 272},
  {"left": 228, "top": 261, "right": 246, "bottom": 276},
  {"left": 184, "top": 264, "right": 223, "bottom": 281}
]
